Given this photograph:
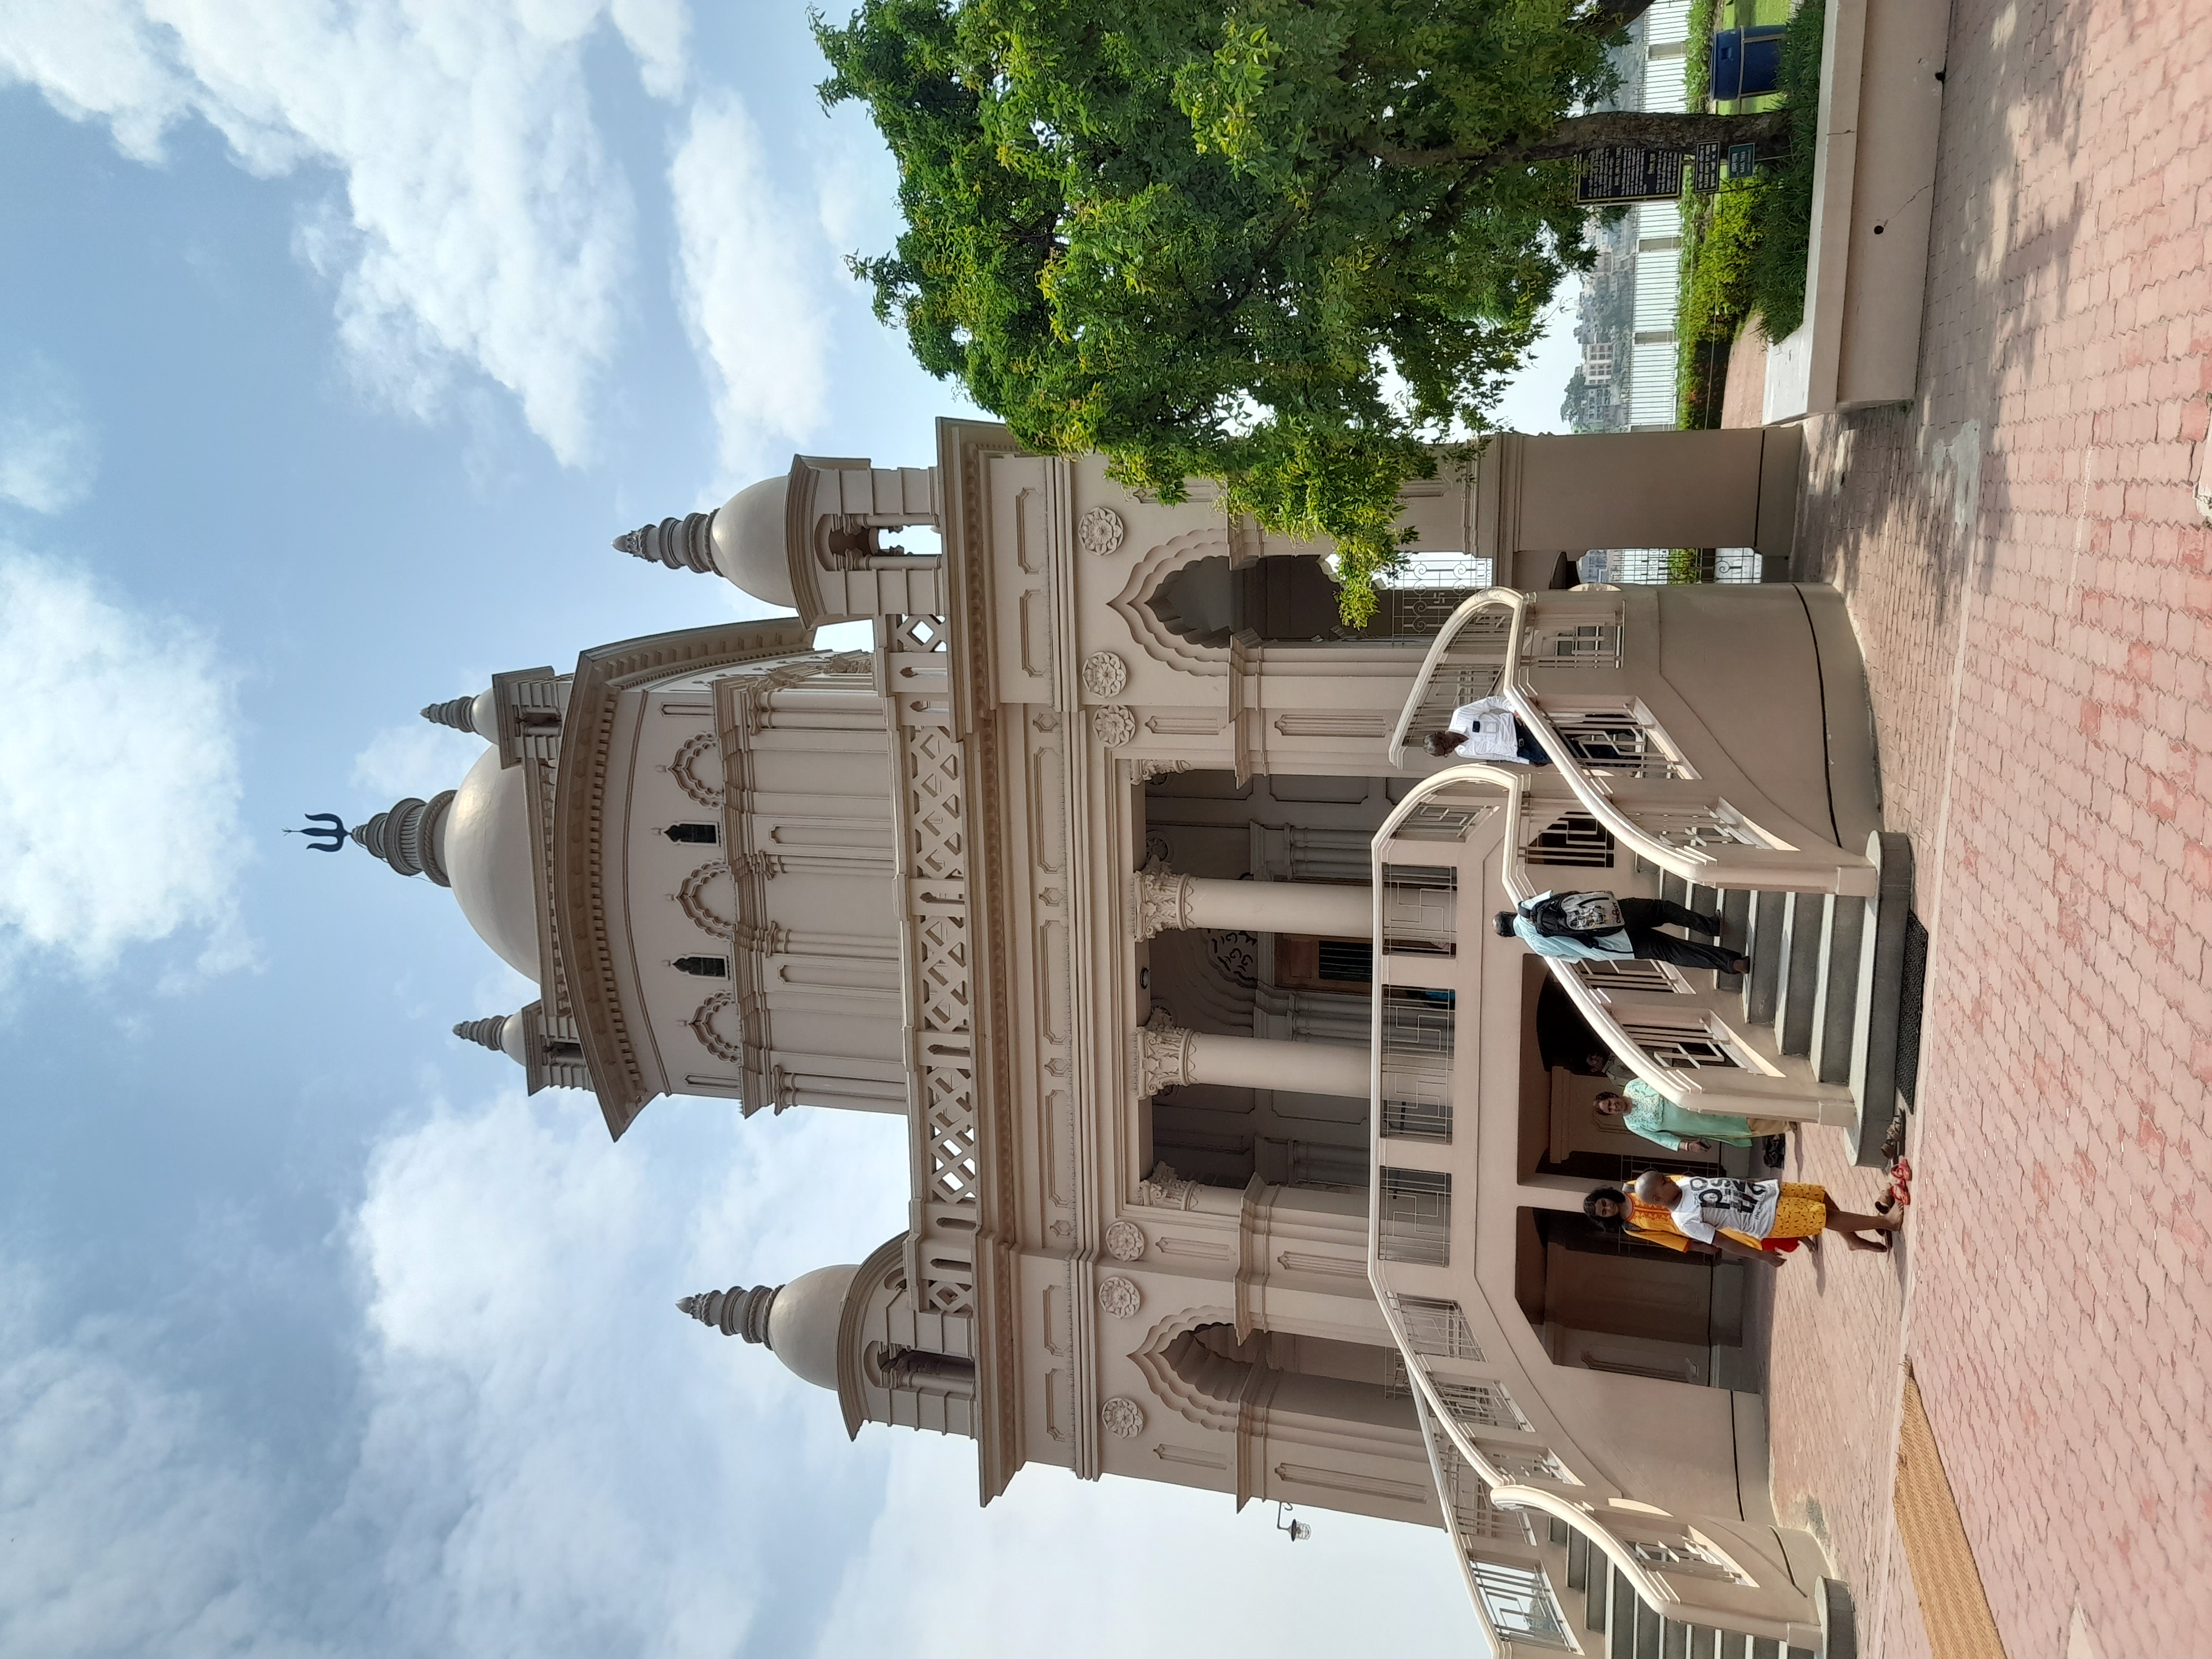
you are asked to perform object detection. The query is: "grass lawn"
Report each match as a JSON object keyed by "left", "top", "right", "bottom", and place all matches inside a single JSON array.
[{"left": 1675, "top": 0, "right": 1826, "bottom": 426}]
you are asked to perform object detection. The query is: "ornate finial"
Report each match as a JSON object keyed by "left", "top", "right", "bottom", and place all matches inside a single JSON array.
[
  {"left": 614, "top": 511, "right": 717, "bottom": 575},
  {"left": 350, "top": 791, "right": 458, "bottom": 886},
  {"left": 453, "top": 1015, "right": 508, "bottom": 1051},
  {"left": 285, "top": 812, "right": 348, "bottom": 853},
  {"left": 421, "top": 695, "right": 478, "bottom": 733},
  {"left": 677, "top": 1283, "right": 779, "bottom": 1344}
]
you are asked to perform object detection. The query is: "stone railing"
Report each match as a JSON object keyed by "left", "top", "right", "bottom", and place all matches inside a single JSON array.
[
  {"left": 1387, "top": 589, "right": 1879, "bottom": 899},
  {"left": 1365, "top": 767, "right": 1832, "bottom": 1650},
  {"left": 877, "top": 613, "right": 982, "bottom": 1321}
]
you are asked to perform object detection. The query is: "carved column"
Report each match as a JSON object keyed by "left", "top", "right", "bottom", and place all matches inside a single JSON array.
[
  {"left": 1135, "top": 1020, "right": 1368, "bottom": 1099},
  {"left": 1132, "top": 870, "right": 1371, "bottom": 941}
]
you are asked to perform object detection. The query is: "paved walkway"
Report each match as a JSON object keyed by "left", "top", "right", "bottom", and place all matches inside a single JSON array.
[{"left": 1728, "top": 2, "right": 2212, "bottom": 1655}]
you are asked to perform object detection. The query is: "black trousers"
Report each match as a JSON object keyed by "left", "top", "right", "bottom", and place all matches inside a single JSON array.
[{"left": 1615, "top": 898, "right": 1738, "bottom": 972}]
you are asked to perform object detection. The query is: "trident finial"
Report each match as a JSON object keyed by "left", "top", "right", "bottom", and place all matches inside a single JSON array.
[{"left": 286, "top": 812, "right": 348, "bottom": 853}]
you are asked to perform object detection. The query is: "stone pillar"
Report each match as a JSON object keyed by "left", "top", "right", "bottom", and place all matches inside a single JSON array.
[
  {"left": 1133, "top": 870, "right": 1370, "bottom": 941},
  {"left": 1136, "top": 1020, "right": 1368, "bottom": 1099}
]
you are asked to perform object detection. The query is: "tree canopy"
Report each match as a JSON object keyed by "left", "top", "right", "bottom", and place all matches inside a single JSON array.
[{"left": 816, "top": 0, "right": 1729, "bottom": 620}]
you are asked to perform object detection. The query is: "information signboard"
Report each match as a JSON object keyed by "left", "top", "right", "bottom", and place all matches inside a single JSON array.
[{"left": 1578, "top": 142, "right": 1737, "bottom": 202}]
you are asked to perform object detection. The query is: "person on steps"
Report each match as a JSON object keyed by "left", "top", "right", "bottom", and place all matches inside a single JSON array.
[
  {"left": 1496, "top": 889, "right": 1750, "bottom": 975},
  {"left": 1424, "top": 696, "right": 1552, "bottom": 765}
]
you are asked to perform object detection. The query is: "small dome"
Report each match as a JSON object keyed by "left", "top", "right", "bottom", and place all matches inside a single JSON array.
[
  {"left": 764, "top": 1263, "right": 859, "bottom": 1390},
  {"left": 444, "top": 747, "right": 541, "bottom": 982},
  {"left": 709, "top": 474, "right": 796, "bottom": 609}
]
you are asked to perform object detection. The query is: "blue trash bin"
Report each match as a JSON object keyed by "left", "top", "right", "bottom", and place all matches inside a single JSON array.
[{"left": 1710, "top": 24, "right": 1788, "bottom": 100}]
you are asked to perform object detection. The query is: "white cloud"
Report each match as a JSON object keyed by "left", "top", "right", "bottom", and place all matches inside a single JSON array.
[
  {"left": 0, "top": 1, "right": 689, "bottom": 465},
  {"left": 807, "top": 105, "right": 905, "bottom": 260},
  {"left": 350, "top": 719, "right": 487, "bottom": 802},
  {"left": 338, "top": 1091, "right": 915, "bottom": 1659},
  {"left": 0, "top": 1266, "right": 325, "bottom": 1659},
  {"left": 0, "top": 550, "right": 251, "bottom": 984},
  {"left": 0, "top": 1086, "right": 914, "bottom": 1657},
  {"left": 817, "top": 1433, "right": 1484, "bottom": 1659},
  {"left": 0, "top": 1071, "right": 1490, "bottom": 1658},
  {"left": 670, "top": 90, "right": 832, "bottom": 488},
  {"left": 0, "top": 356, "right": 98, "bottom": 514},
  {"left": 611, "top": 0, "right": 690, "bottom": 100}
]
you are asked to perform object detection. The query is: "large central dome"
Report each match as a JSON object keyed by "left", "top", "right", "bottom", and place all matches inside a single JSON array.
[{"left": 444, "top": 747, "right": 541, "bottom": 981}]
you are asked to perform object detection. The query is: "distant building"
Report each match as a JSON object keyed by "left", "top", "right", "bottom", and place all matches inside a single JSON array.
[{"left": 1561, "top": 0, "right": 1695, "bottom": 434}]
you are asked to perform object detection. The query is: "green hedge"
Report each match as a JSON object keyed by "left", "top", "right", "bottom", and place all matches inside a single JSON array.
[
  {"left": 1685, "top": 0, "right": 1716, "bottom": 106},
  {"left": 1744, "top": 0, "right": 1826, "bottom": 339},
  {"left": 1677, "top": 179, "right": 1766, "bottom": 425}
]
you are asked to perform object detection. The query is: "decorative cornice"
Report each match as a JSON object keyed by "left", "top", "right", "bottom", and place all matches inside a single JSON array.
[{"left": 552, "top": 618, "right": 813, "bottom": 1139}]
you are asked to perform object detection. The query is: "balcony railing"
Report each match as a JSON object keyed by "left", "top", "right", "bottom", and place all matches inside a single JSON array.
[
  {"left": 1387, "top": 589, "right": 1877, "bottom": 899},
  {"left": 1368, "top": 768, "right": 1834, "bottom": 1650},
  {"left": 1380, "top": 766, "right": 1856, "bottom": 1139}
]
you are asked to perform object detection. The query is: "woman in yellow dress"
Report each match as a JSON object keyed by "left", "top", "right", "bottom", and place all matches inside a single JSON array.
[{"left": 1583, "top": 1173, "right": 1901, "bottom": 1256}]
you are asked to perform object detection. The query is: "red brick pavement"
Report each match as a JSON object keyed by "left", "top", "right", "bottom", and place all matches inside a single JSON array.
[{"left": 1739, "top": 3, "right": 2212, "bottom": 1656}]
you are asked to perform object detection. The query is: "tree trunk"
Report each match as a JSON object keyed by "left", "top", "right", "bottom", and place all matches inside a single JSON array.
[
  {"left": 1519, "top": 110, "right": 1792, "bottom": 162},
  {"left": 1370, "top": 109, "right": 1793, "bottom": 172},
  {"left": 1575, "top": 0, "right": 1661, "bottom": 36}
]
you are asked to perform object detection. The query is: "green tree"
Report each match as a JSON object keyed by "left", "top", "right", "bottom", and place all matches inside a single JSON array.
[{"left": 816, "top": 0, "right": 1781, "bottom": 622}]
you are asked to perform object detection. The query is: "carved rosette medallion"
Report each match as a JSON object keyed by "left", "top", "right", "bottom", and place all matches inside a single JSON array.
[
  {"left": 1093, "top": 706, "right": 1138, "bottom": 748},
  {"left": 1102, "top": 1219, "right": 1146, "bottom": 1261},
  {"left": 1080, "top": 650, "right": 1129, "bottom": 698},
  {"left": 1133, "top": 1018, "right": 1193, "bottom": 1097},
  {"left": 1077, "top": 505, "right": 1127, "bottom": 557},
  {"left": 1097, "top": 1276, "right": 1142, "bottom": 1319},
  {"left": 1131, "top": 868, "right": 1196, "bottom": 941},
  {"left": 1100, "top": 1396, "right": 1146, "bottom": 1438}
]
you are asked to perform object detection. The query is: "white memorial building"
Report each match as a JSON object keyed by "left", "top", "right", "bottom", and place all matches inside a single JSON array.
[{"left": 349, "top": 420, "right": 1898, "bottom": 1658}]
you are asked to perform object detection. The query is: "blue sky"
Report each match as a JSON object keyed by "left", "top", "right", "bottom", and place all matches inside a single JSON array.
[{"left": 0, "top": 7, "right": 1572, "bottom": 1654}]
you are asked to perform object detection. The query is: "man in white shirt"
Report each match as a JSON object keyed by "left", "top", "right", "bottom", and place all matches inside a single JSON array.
[{"left": 1423, "top": 696, "right": 1551, "bottom": 765}]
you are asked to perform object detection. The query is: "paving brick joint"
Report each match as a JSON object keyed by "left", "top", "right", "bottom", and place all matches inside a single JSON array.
[{"left": 1721, "top": 3, "right": 2212, "bottom": 1654}]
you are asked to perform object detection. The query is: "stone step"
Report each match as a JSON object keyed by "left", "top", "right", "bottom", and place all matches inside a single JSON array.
[
  {"left": 1743, "top": 890, "right": 1786, "bottom": 1024},
  {"left": 1773, "top": 890, "right": 1827, "bottom": 1055},
  {"left": 1807, "top": 886, "right": 1865, "bottom": 1087},
  {"left": 1847, "top": 831, "right": 1916, "bottom": 1167},
  {"left": 1715, "top": 888, "right": 1751, "bottom": 995},
  {"left": 1554, "top": 1522, "right": 1839, "bottom": 1659}
]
